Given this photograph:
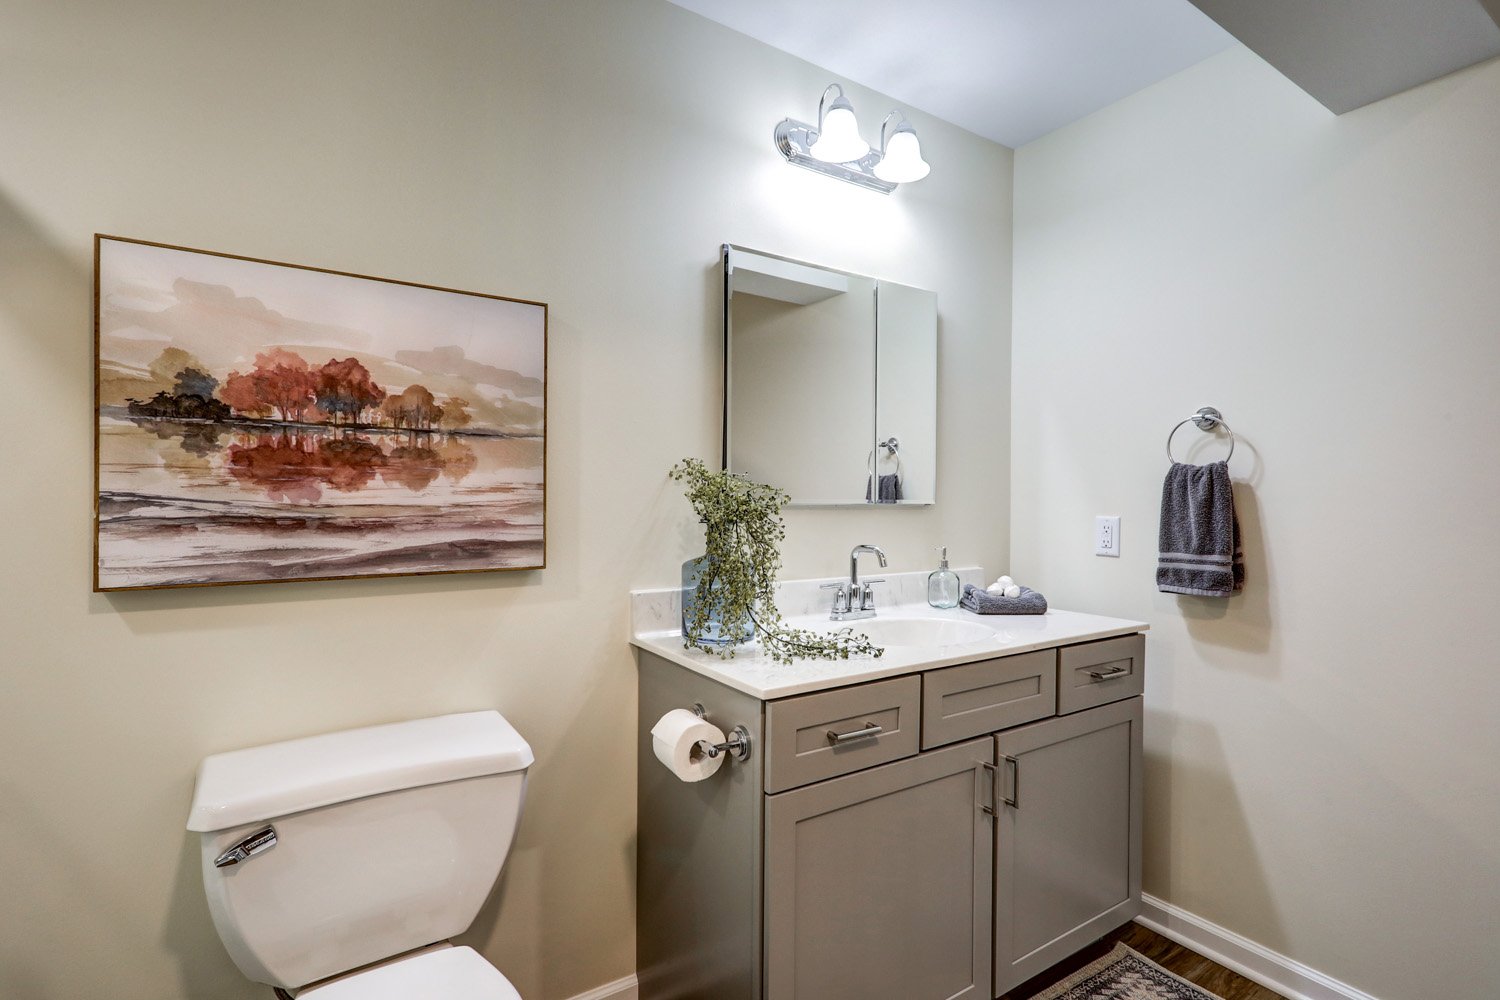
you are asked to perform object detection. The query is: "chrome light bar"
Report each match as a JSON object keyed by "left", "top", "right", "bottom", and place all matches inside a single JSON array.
[{"left": 773, "top": 118, "right": 898, "bottom": 195}]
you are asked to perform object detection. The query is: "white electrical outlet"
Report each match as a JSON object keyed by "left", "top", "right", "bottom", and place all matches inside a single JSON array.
[{"left": 1095, "top": 516, "right": 1121, "bottom": 557}]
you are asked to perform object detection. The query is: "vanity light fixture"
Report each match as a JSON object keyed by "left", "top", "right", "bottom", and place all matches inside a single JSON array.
[
  {"left": 808, "top": 84, "right": 869, "bottom": 163},
  {"left": 774, "top": 83, "right": 931, "bottom": 195},
  {"left": 873, "top": 112, "right": 931, "bottom": 183}
]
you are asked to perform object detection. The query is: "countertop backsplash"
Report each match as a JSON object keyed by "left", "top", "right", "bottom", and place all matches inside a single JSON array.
[{"left": 630, "top": 566, "right": 987, "bottom": 639}]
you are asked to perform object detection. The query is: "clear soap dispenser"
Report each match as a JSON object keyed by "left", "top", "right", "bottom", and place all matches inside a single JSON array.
[{"left": 927, "top": 546, "right": 960, "bottom": 609}]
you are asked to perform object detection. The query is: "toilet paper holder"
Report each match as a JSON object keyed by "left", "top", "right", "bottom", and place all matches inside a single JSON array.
[{"left": 691, "top": 703, "right": 752, "bottom": 763}]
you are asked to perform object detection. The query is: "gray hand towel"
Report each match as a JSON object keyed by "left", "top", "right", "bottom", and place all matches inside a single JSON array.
[
  {"left": 865, "top": 473, "right": 902, "bottom": 503},
  {"left": 1157, "top": 460, "right": 1244, "bottom": 597},
  {"left": 960, "top": 583, "right": 1048, "bottom": 615}
]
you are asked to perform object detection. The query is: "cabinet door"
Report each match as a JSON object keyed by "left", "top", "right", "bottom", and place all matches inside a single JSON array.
[
  {"left": 993, "top": 697, "right": 1143, "bottom": 996},
  {"left": 765, "top": 738, "right": 994, "bottom": 1000}
]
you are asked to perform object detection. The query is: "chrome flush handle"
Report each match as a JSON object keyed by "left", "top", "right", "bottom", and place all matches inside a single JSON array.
[{"left": 214, "top": 825, "right": 278, "bottom": 869}]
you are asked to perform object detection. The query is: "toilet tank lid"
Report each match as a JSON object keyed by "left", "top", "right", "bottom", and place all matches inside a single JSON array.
[{"left": 186, "top": 711, "right": 533, "bottom": 833}]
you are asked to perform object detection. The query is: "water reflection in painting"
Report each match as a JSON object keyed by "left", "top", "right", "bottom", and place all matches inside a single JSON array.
[{"left": 95, "top": 237, "right": 546, "bottom": 589}]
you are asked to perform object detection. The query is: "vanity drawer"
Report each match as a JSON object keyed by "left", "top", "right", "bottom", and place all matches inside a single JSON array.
[
  {"left": 921, "top": 649, "right": 1057, "bottom": 749},
  {"left": 1057, "top": 633, "right": 1145, "bottom": 715},
  {"left": 765, "top": 675, "right": 921, "bottom": 793}
]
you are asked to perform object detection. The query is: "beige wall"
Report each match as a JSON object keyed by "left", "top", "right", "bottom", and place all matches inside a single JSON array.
[
  {"left": 1013, "top": 46, "right": 1500, "bottom": 1000},
  {"left": 0, "top": 2, "right": 1012, "bottom": 998}
]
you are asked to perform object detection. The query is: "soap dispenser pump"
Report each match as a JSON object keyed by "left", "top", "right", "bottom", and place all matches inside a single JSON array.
[{"left": 927, "top": 547, "right": 960, "bottom": 609}]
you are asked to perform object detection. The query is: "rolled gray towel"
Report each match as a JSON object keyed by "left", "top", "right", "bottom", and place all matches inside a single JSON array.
[{"left": 960, "top": 583, "right": 1048, "bottom": 615}]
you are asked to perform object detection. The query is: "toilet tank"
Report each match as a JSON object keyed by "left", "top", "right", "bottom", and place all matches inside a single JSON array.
[{"left": 186, "top": 711, "right": 533, "bottom": 990}]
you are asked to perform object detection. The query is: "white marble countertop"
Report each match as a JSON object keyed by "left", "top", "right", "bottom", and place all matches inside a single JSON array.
[{"left": 630, "top": 569, "right": 1149, "bottom": 700}]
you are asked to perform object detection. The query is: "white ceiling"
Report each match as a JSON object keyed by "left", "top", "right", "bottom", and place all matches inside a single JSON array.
[{"left": 666, "top": 0, "right": 1236, "bottom": 148}]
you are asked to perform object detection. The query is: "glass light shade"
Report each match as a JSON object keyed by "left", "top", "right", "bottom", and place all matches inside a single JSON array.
[
  {"left": 873, "top": 128, "right": 930, "bottom": 182},
  {"left": 810, "top": 105, "right": 870, "bottom": 163}
]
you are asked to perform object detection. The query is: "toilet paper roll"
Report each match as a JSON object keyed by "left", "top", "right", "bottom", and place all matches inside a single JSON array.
[{"left": 650, "top": 709, "right": 726, "bottom": 783}]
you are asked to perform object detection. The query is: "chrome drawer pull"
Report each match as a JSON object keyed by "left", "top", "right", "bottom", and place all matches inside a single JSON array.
[
  {"left": 826, "top": 722, "right": 882, "bottom": 745},
  {"left": 1088, "top": 665, "right": 1130, "bottom": 681}
]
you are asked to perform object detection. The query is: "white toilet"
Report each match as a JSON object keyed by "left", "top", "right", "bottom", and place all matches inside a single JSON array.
[{"left": 186, "top": 711, "right": 533, "bottom": 998}]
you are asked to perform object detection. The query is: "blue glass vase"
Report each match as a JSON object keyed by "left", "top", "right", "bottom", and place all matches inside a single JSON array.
[{"left": 681, "top": 554, "right": 731, "bottom": 645}]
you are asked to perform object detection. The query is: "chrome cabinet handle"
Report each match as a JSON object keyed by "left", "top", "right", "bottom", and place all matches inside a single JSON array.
[
  {"left": 214, "top": 825, "right": 278, "bottom": 869},
  {"left": 1000, "top": 754, "right": 1019, "bottom": 808},
  {"left": 826, "top": 722, "right": 882, "bottom": 745},
  {"left": 978, "top": 761, "right": 998, "bottom": 817},
  {"left": 1088, "top": 665, "right": 1130, "bottom": 681}
]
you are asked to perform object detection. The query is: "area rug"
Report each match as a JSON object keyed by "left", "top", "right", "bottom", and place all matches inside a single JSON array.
[{"left": 1027, "top": 943, "right": 1227, "bottom": 1000}]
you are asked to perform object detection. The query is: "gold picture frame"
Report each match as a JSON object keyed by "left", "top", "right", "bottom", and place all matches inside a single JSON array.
[{"left": 94, "top": 234, "right": 547, "bottom": 591}]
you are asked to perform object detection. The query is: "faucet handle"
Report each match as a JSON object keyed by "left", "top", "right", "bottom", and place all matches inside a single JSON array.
[
  {"left": 821, "top": 581, "right": 851, "bottom": 613},
  {"left": 859, "top": 579, "right": 886, "bottom": 611}
]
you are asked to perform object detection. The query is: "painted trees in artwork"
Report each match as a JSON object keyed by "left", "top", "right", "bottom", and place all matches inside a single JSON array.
[
  {"left": 142, "top": 346, "right": 495, "bottom": 440},
  {"left": 126, "top": 349, "right": 231, "bottom": 420},
  {"left": 255, "top": 349, "right": 317, "bottom": 422},
  {"left": 127, "top": 388, "right": 230, "bottom": 421},
  {"left": 148, "top": 347, "right": 208, "bottom": 387},
  {"left": 404, "top": 385, "right": 441, "bottom": 428},
  {"left": 315, "top": 358, "right": 386, "bottom": 426},
  {"left": 173, "top": 367, "right": 219, "bottom": 399},
  {"left": 380, "top": 384, "right": 444, "bottom": 430},
  {"left": 377, "top": 394, "right": 405, "bottom": 429},
  {"left": 438, "top": 396, "right": 472, "bottom": 432},
  {"left": 219, "top": 370, "right": 273, "bottom": 417},
  {"left": 221, "top": 349, "right": 317, "bottom": 422}
]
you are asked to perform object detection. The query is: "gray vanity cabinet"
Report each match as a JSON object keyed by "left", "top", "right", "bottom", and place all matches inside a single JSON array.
[
  {"left": 635, "top": 630, "right": 1146, "bottom": 1000},
  {"left": 763, "top": 738, "right": 994, "bottom": 1000},
  {"left": 992, "top": 697, "right": 1143, "bottom": 996}
]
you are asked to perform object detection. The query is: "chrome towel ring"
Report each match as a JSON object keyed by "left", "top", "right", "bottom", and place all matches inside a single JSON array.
[
  {"left": 867, "top": 437, "right": 903, "bottom": 475},
  {"left": 1166, "top": 406, "right": 1235, "bottom": 463}
]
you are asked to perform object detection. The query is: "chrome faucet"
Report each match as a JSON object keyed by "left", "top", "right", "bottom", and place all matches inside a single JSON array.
[{"left": 823, "top": 544, "right": 887, "bottom": 621}]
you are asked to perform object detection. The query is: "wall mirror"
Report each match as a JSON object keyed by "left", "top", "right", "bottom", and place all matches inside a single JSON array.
[{"left": 722, "top": 245, "right": 937, "bottom": 506}]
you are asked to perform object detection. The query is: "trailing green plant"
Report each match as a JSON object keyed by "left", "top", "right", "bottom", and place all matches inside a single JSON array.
[{"left": 670, "top": 458, "right": 884, "bottom": 665}]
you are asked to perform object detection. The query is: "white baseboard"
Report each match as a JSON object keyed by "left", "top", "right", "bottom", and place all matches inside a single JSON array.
[
  {"left": 1137, "top": 894, "right": 1379, "bottom": 1000},
  {"left": 563, "top": 973, "right": 638, "bottom": 1000}
]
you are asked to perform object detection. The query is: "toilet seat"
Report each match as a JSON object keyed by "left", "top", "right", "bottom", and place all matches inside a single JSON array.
[{"left": 299, "top": 945, "right": 521, "bottom": 1000}]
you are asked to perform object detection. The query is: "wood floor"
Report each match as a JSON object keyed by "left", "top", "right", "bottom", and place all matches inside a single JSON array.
[{"left": 998, "top": 921, "right": 1287, "bottom": 1000}]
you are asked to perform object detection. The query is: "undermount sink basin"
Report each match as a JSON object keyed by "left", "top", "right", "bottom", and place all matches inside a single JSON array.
[{"left": 838, "top": 616, "right": 995, "bottom": 648}]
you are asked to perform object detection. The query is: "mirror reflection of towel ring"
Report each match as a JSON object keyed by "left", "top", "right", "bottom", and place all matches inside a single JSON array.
[{"left": 868, "top": 437, "right": 904, "bottom": 478}]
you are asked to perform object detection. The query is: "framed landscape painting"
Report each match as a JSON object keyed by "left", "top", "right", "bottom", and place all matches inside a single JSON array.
[{"left": 94, "top": 235, "right": 547, "bottom": 591}]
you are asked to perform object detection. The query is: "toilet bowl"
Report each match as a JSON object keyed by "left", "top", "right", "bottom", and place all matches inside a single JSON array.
[
  {"left": 298, "top": 944, "right": 520, "bottom": 999},
  {"left": 186, "top": 711, "right": 533, "bottom": 997}
]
